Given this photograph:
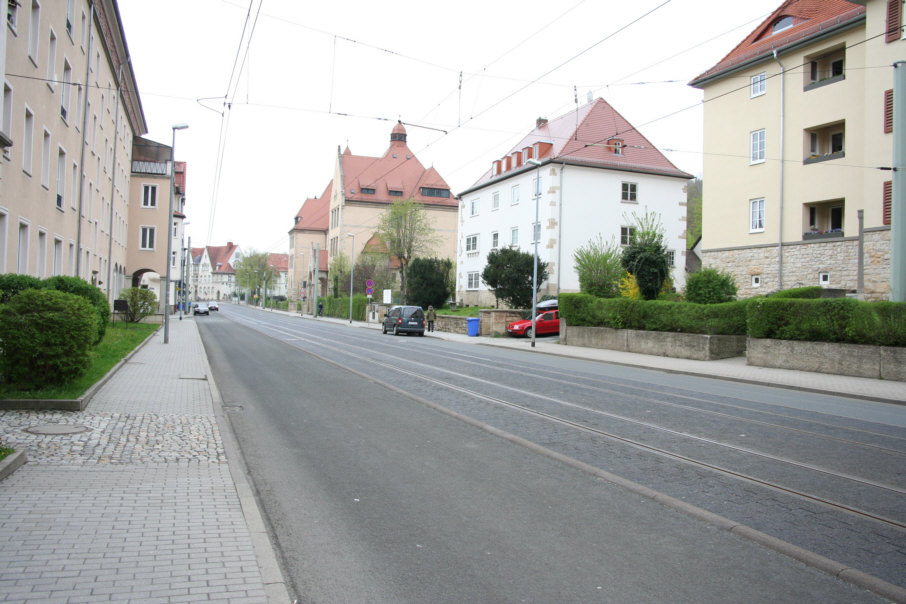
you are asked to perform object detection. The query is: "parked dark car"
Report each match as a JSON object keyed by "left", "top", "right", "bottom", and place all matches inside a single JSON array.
[
  {"left": 193, "top": 302, "right": 209, "bottom": 316},
  {"left": 382, "top": 305, "right": 425, "bottom": 336},
  {"left": 506, "top": 309, "right": 559, "bottom": 338},
  {"left": 208, "top": 301, "right": 219, "bottom": 311}
]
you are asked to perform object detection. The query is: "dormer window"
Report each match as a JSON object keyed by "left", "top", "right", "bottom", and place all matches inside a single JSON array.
[
  {"left": 361, "top": 187, "right": 375, "bottom": 194},
  {"left": 772, "top": 16, "right": 794, "bottom": 34},
  {"left": 493, "top": 160, "right": 501, "bottom": 175},
  {"left": 609, "top": 139, "right": 625, "bottom": 155},
  {"left": 421, "top": 187, "right": 450, "bottom": 198},
  {"left": 389, "top": 189, "right": 403, "bottom": 197}
]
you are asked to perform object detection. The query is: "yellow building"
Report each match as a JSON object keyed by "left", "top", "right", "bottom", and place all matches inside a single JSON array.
[
  {"left": 1, "top": 0, "right": 146, "bottom": 302},
  {"left": 690, "top": 0, "right": 903, "bottom": 299}
]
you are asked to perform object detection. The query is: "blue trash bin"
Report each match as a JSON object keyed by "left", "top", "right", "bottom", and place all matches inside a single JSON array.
[{"left": 467, "top": 317, "right": 479, "bottom": 337}]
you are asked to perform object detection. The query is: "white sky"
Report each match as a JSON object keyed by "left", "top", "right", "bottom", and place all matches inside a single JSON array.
[{"left": 117, "top": 0, "right": 782, "bottom": 254}]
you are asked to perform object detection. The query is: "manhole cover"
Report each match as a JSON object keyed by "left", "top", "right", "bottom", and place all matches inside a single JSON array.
[{"left": 24, "top": 424, "right": 92, "bottom": 435}]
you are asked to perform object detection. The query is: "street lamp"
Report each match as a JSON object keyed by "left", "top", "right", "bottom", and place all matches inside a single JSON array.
[
  {"left": 525, "top": 158, "right": 542, "bottom": 348},
  {"left": 347, "top": 233, "right": 355, "bottom": 323},
  {"left": 164, "top": 123, "right": 188, "bottom": 344}
]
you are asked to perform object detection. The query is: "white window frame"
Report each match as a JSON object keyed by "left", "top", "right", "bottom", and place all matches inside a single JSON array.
[
  {"left": 532, "top": 175, "right": 542, "bottom": 198},
  {"left": 71, "top": 161, "right": 78, "bottom": 209},
  {"left": 65, "top": 0, "right": 74, "bottom": 39},
  {"left": 22, "top": 106, "right": 34, "bottom": 175},
  {"left": 61, "top": 59, "right": 72, "bottom": 122},
  {"left": 750, "top": 198, "right": 765, "bottom": 233},
  {"left": 467, "top": 272, "right": 480, "bottom": 289},
  {"left": 56, "top": 146, "right": 66, "bottom": 209},
  {"left": 510, "top": 227, "right": 519, "bottom": 246},
  {"left": 532, "top": 221, "right": 541, "bottom": 244},
  {"left": 142, "top": 184, "right": 157, "bottom": 208},
  {"left": 819, "top": 272, "right": 830, "bottom": 287},
  {"left": 7, "top": 0, "right": 18, "bottom": 31},
  {"left": 27, "top": 1, "right": 40, "bottom": 64},
  {"left": 491, "top": 231, "right": 499, "bottom": 249},
  {"left": 53, "top": 237, "right": 63, "bottom": 276},
  {"left": 0, "top": 211, "right": 7, "bottom": 272},
  {"left": 2, "top": 82, "right": 12, "bottom": 144},
  {"left": 470, "top": 198, "right": 479, "bottom": 217},
  {"left": 140, "top": 226, "right": 155, "bottom": 250},
  {"left": 36, "top": 229, "right": 47, "bottom": 278},
  {"left": 17, "top": 221, "right": 30, "bottom": 274},
  {"left": 492, "top": 191, "right": 500, "bottom": 211},
  {"left": 751, "top": 129, "right": 766, "bottom": 164},
  {"left": 620, "top": 226, "right": 636, "bottom": 246},
  {"left": 621, "top": 182, "right": 638, "bottom": 203},
  {"left": 465, "top": 234, "right": 478, "bottom": 253},
  {"left": 751, "top": 72, "right": 766, "bottom": 97},
  {"left": 41, "top": 128, "right": 51, "bottom": 189},
  {"left": 752, "top": 275, "right": 762, "bottom": 287},
  {"left": 46, "top": 28, "right": 57, "bottom": 91},
  {"left": 511, "top": 184, "right": 520, "bottom": 205}
]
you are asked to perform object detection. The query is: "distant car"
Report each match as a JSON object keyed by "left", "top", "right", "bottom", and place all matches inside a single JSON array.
[
  {"left": 506, "top": 309, "right": 560, "bottom": 338},
  {"left": 193, "top": 302, "right": 209, "bottom": 316},
  {"left": 208, "top": 301, "right": 219, "bottom": 311},
  {"left": 382, "top": 305, "right": 425, "bottom": 336}
]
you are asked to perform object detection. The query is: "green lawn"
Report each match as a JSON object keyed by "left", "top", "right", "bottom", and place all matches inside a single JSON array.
[{"left": 0, "top": 322, "right": 158, "bottom": 400}]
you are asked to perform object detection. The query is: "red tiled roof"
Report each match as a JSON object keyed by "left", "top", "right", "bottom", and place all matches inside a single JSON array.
[
  {"left": 464, "top": 98, "right": 690, "bottom": 194},
  {"left": 174, "top": 161, "right": 187, "bottom": 194},
  {"left": 267, "top": 253, "right": 289, "bottom": 272},
  {"left": 207, "top": 242, "right": 240, "bottom": 274},
  {"left": 341, "top": 123, "right": 456, "bottom": 207},
  {"left": 690, "top": 0, "right": 864, "bottom": 86},
  {"left": 362, "top": 233, "right": 401, "bottom": 269},
  {"left": 291, "top": 181, "right": 332, "bottom": 232}
]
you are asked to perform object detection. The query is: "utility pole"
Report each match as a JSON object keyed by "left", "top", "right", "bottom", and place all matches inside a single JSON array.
[{"left": 892, "top": 61, "right": 905, "bottom": 302}]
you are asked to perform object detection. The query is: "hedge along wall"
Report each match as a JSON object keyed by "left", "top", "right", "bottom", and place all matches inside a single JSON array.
[{"left": 559, "top": 293, "right": 906, "bottom": 346}]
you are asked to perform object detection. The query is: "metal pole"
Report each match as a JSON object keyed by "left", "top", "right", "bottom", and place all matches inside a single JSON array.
[
  {"left": 164, "top": 124, "right": 188, "bottom": 343},
  {"left": 527, "top": 159, "right": 541, "bottom": 348},
  {"left": 892, "top": 61, "right": 906, "bottom": 302},
  {"left": 348, "top": 233, "right": 355, "bottom": 323},
  {"left": 313, "top": 243, "right": 320, "bottom": 317}
]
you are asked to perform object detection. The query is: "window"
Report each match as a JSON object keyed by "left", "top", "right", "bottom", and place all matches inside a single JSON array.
[
  {"left": 421, "top": 187, "right": 450, "bottom": 198},
  {"left": 609, "top": 139, "right": 624, "bottom": 155},
  {"left": 751, "top": 72, "right": 766, "bottom": 97},
  {"left": 71, "top": 161, "right": 78, "bottom": 209},
  {"left": 140, "top": 226, "right": 155, "bottom": 250},
  {"left": 46, "top": 30, "right": 57, "bottom": 91},
  {"left": 61, "top": 59, "right": 72, "bottom": 121},
  {"left": 666, "top": 250, "right": 675, "bottom": 267},
  {"left": 28, "top": 1, "right": 40, "bottom": 63},
  {"left": 772, "top": 15, "right": 793, "bottom": 34},
  {"left": 752, "top": 275, "right": 762, "bottom": 287},
  {"left": 805, "top": 48, "right": 845, "bottom": 90},
  {"left": 467, "top": 272, "right": 480, "bottom": 289},
  {"left": 65, "top": 0, "right": 73, "bottom": 37},
  {"left": 532, "top": 222, "right": 541, "bottom": 243},
  {"left": 80, "top": 10, "right": 87, "bottom": 50},
  {"left": 491, "top": 231, "right": 499, "bottom": 249},
  {"left": 53, "top": 238, "right": 62, "bottom": 276},
  {"left": 23, "top": 107, "right": 34, "bottom": 174},
  {"left": 887, "top": 0, "right": 903, "bottom": 42},
  {"left": 470, "top": 198, "right": 479, "bottom": 217},
  {"left": 18, "top": 222, "right": 29, "bottom": 274},
  {"left": 2, "top": 82, "right": 12, "bottom": 143},
  {"left": 621, "top": 182, "right": 638, "bottom": 202},
  {"left": 360, "top": 187, "right": 375, "bottom": 194},
  {"left": 142, "top": 184, "right": 157, "bottom": 208},
  {"left": 804, "top": 121, "right": 845, "bottom": 163},
  {"left": 511, "top": 184, "right": 520, "bottom": 205},
  {"left": 465, "top": 234, "right": 478, "bottom": 253},
  {"left": 36, "top": 231, "right": 46, "bottom": 278},
  {"left": 620, "top": 226, "right": 635, "bottom": 246},
  {"left": 41, "top": 129, "right": 51, "bottom": 188},
  {"left": 750, "top": 198, "right": 765, "bottom": 232},
  {"left": 56, "top": 147, "right": 66, "bottom": 209},
  {"left": 751, "top": 129, "right": 766, "bottom": 164},
  {"left": 532, "top": 175, "right": 542, "bottom": 198},
  {"left": 510, "top": 227, "right": 519, "bottom": 246},
  {"left": 7, "top": 0, "right": 18, "bottom": 30},
  {"left": 819, "top": 272, "right": 830, "bottom": 287},
  {"left": 389, "top": 189, "right": 403, "bottom": 197},
  {"left": 492, "top": 191, "right": 500, "bottom": 211}
]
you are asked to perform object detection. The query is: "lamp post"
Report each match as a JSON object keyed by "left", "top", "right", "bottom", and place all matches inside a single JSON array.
[
  {"left": 526, "top": 158, "right": 542, "bottom": 348},
  {"left": 164, "top": 123, "right": 188, "bottom": 344},
  {"left": 347, "top": 233, "right": 355, "bottom": 323}
]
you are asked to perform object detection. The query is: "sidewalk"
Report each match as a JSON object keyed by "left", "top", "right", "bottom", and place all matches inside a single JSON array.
[{"left": 0, "top": 318, "right": 289, "bottom": 603}]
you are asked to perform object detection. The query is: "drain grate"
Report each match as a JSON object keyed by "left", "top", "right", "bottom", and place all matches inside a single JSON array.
[{"left": 24, "top": 423, "right": 92, "bottom": 435}]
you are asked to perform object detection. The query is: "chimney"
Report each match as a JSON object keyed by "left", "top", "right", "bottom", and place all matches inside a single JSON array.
[{"left": 536, "top": 117, "right": 548, "bottom": 129}]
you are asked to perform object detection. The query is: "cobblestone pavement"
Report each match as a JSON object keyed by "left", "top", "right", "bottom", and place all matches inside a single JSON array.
[{"left": 0, "top": 319, "right": 279, "bottom": 603}]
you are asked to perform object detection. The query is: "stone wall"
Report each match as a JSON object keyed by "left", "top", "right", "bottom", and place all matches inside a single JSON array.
[
  {"left": 478, "top": 309, "right": 525, "bottom": 336},
  {"left": 747, "top": 338, "right": 906, "bottom": 381},
  {"left": 562, "top": 323, "right": 747, "bottom": 361},
  {"left": 703, "top": 229, "right": 890, "bottom": 300}
]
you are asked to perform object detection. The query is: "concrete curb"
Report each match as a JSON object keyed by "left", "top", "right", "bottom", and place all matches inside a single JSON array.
[{"left": 0, "top": 449, "right": 27, "bottom": 482}]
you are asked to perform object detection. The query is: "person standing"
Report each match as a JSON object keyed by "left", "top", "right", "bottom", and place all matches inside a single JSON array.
[{"left": 426, "top": 305, "right": 437, "bottom": 332}]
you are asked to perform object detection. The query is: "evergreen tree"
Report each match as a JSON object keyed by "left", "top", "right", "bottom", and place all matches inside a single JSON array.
[{"left": 481, "top": 247, "right": 549, "bottom": 309}]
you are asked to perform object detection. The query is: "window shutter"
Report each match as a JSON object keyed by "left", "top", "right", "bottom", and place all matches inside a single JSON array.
[
  {"left": 888, "top": 0, "right": 903, "bottom": 43},
  {"left": 885, "top": 89, "right": 894, "bottom": 134},
  {"left": 884, "top": 180, "right": 893, "bottom": 226}
]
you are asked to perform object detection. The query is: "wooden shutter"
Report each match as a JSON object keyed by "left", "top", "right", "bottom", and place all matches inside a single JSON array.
[
  {"left": 888, "top": 0, "right": 903, "bottom": 43},
  {"left": 885, "top": 89, "right": 894, "bottom": 134},
  {"left": 884, "top": 180, "right": 893, "bottom": 226}
]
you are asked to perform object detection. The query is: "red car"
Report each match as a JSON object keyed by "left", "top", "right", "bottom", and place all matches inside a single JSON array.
[{"left": 506, "top": 310, "right": 560, "bottom": 338}]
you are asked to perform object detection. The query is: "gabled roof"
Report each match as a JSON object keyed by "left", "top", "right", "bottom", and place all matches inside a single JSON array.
[
  {"left": 191, "top": 247, "right": 205, "bottom": 265},
  {"left": 362, "top": 233, "right": 401, "bottom": 269},
  {"left": 690, "top": 0, "right": 864, "bottom": 87},
  {"left": 340, "top": 122, "right": 456, "bottom": 208},
  {"left": 174, "top": 161, "right": 187, "bottom": 195},
  {"left": 291, "top": 181, "right": 332, "bottom": 232},
  {"left": 461, "top": 98, "right": 691, "bottom": 196},
  {"left": 206, "top": 242, "right": 240, "bottom": 274},
  {"left": 267, "top": 253, "right": 289, "bottom": 272}
]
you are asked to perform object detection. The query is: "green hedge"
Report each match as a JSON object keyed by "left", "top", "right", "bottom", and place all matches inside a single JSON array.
[
  {"left": 0, "top": 289, "right": 98, "bottom": 388},
  {"left": 560, "top": 293, "right": 906, "bottom": 346},
  {"left": 768, "top": 286, "right": 824, "bottom": 299},
  {"left": 321, "top": 294, "right": 368, "bottom": 321},
  {"left": 43, "top": 275, "right": 110, "bottom": 342}
]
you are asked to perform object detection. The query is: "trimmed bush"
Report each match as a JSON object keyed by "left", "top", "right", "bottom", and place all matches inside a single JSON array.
[
  {"left": 0, "top": 289, "right": 98, "bottom": 388},
  {"left": 43, "top": 276, "right": 110, "bottom": 343},
  {"left": 0, "top": 273, "right": 43, "bottom": 303},
  {"left": 769, "top": 286, "right": 824, "bottom": 299},
  {"left": 684, "top": 268, "right": 737, "bottom": 304},
  {"left": 117, "top": 287, "right": 158, "bottom": 323}
]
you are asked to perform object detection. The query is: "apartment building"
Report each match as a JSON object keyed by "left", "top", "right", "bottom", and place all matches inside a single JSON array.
[
  {"left": 1, "top": 0, "right": 146, "bottom": 302},
  {"left": 690, "top": 0, "right": 903, "bottom": 299},
  {"left": 456, "top": 97, "right": 692, "bottom": 307}
]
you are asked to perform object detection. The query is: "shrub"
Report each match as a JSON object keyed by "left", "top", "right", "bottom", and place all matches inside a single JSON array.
[
  {"left": 117, "top": 287, "right": 158, "bottom": 323},
  {"left": 573, "top": 235, "right": 624, "bottom": 298},
  {"left": 43, "top": 276, "right": 110, "bottom": 343},
  {"left": 769, "top": 286, "right": 824, "bottom": 299},
  {"left": 747, "top": 298, "right": 858, "bottom": 342},
  {"left": 408, "top": 257, "right": 454, "bottom": 309},
  {"left": 0, "top": 273, "right": 43, "bottom": 303},
  {"left": 685, "top": 268, "right": 738, "bottom": 304},
  {"left": 0, "top": 289, "right": 98, "bottom": 388}
]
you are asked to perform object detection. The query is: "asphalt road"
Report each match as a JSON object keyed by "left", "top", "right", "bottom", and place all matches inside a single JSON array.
[{"left": 198, "top": 305, "right": 901, "bottom": 603}]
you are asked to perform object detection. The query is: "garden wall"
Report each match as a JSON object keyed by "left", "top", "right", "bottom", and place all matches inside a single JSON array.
[
  {"left": 562, "top": 322, "right": 747, "bottom": 361},
  {"left": 746, "top": 338, "right": 906, "bottom": 381}
]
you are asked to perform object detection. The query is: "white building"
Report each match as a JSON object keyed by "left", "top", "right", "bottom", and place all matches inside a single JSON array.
[
  {"left": 195, "top": 242, "right": 241, "bottom": 302},
  {"left": 456, "top": 98, "right": 693, "bottom": 307}
]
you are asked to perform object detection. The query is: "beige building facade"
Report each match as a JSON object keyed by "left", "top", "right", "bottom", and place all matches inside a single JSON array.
[
  {"left": 690, "top": 0, "right": 903, "bottom": 299},
  {"left": 1, "top": 0, "right": 146, "bottom": 302}
]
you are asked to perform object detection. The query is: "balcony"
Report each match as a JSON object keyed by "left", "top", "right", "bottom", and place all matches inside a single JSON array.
[{"left": 803, "top": 230, "right": 844, "bottom": 241}]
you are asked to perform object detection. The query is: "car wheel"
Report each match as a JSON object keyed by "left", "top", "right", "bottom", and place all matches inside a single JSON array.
[
  {"left": 393, "top": 325, "right": 399, "bottom": 336},
  {"left": 524, "top": 327, "right": 533, "bottom": 339},
  {"left": 382, "top": 324, "right": 387, "bottom": 334},
  {"left": 418, "top": 331, "right": 424, "bottom": 337}
]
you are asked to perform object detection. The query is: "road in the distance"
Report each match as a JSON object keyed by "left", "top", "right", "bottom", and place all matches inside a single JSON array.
[{"left": 197, "top": 306, "right": 899, "bottom": 603}]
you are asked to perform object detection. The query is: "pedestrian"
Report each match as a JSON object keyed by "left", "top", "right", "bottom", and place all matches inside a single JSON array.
[
  {"left": 426, "top": 305, "right": 436, "bottom": 332},
  {"left": 318, "top": 302, "right": 323, "bottom": 316}
]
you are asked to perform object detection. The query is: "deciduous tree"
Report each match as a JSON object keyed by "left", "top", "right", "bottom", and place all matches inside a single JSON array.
[{"left": 376, "top": 199, "right": 439, "bottom": 304}]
